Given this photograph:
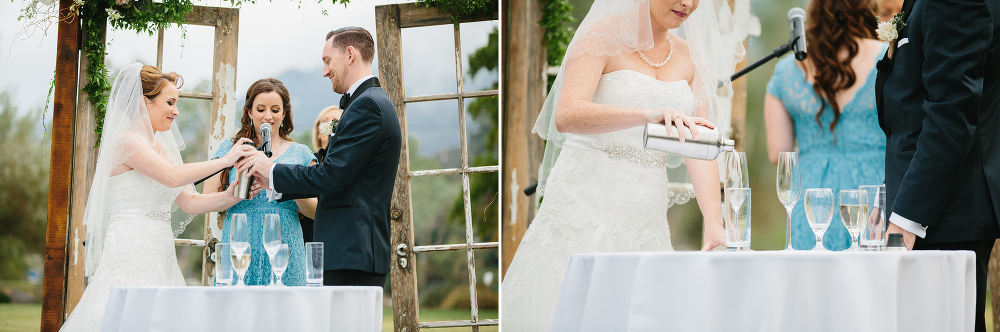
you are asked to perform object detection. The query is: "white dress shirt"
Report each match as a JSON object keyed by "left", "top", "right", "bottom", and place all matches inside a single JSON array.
[
  {"left": 890, "top": 212, "right": 928, "bottom": 238},
  {"left": 266, "top": 75, "right": 376, "bottom": 201}
]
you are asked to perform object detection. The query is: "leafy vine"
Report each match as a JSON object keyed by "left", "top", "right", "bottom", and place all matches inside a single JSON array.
[
  {"left": 539, "top": 0, "right": 574, "bottom": 66},
  {"left": 415, "top": 0, "right": 497, "bottom": 23}
]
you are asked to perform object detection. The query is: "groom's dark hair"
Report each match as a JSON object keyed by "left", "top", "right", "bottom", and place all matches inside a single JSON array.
[{"left": 326, "top": 27, "right": 375, "bottom": 63}]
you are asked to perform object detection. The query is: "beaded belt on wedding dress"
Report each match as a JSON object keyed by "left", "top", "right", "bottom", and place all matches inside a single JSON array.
[
  {"left": 146, "top": 211, "right": 171, "bottom": 223},
  {"left": 601, "top": 144, "right": 668, "bottom": 167}
]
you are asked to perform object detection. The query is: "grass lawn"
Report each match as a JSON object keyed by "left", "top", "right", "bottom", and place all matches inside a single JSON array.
[
  {"left": 383, "top": 308, "right": 498, "bottom": 331},
  {"left": 0, "top": 303, "right": 41, "bottom": 332}
]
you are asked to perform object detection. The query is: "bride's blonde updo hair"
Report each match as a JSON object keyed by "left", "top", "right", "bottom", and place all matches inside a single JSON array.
[{"left": 139, "top": 65, "right": 184, "bottom": 98}]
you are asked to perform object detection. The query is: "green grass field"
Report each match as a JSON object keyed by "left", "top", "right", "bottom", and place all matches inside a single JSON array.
[
  {"left": 382, "top": 308, "right": 498, "bottom": 331},
  {"left": 0, "top": 304, "right": 41, "bottom": 332}
]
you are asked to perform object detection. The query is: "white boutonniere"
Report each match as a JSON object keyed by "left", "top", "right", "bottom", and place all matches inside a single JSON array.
[
  {"left": 878, "top": 12, "right": 907, "bottom": 58},
  {"left": 319, "top": 119, "right": 338, "bottom": 136}
]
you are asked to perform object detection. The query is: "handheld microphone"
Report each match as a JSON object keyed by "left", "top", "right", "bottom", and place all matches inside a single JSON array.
[
  {"left": 787, "top": 7, "right": 807, "bottom": 61},
  {"left": 259, "top": 123, "right": 273, "bottom": 158}
]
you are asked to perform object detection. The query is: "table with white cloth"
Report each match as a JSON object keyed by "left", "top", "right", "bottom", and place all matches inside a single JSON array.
[
  {"left": 100, "top": 286, "right": 382, "bottom": 332},
  {"left": 551, "top": 251, "right": 975, "bottom": 332}
]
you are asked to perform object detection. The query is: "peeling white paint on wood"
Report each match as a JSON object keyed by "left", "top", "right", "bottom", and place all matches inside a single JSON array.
[{"left": 72, "top": 228, "right": 80, "bottom": 265}]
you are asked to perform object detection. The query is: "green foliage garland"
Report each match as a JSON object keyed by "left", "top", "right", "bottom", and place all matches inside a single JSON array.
[
  {"left": 76, "top": 0, "right": 193, "bottom": 145},
  {"left": 539, "top": 0, "right": 575, "bottom": 66},
  {"left": 416, "top": 0, "right": 497, "bottom": 23}
]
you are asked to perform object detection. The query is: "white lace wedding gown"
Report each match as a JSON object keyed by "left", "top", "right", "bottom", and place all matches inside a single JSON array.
[
  {"left": 502, "top": 70, "right": 696, "bottom": 331},
  {"left": 60, "top": 170, "right": 186, "bottom": 332}
]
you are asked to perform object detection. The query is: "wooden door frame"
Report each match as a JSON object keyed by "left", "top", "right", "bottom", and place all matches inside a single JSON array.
[
  {"left": 42, "top": 5, "right": 239, "bottom": 329},
  {"left": 376, "top": 3, "right": 499, "bottom": 331}
]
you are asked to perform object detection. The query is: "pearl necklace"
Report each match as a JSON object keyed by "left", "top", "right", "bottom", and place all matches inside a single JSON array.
[{"left": 637, "top": 34, "right": 674, "bottom": 68}]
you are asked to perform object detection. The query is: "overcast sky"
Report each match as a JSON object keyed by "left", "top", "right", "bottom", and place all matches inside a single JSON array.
[
  {"left": 0, "top": 0, "right": 496, "bottom": 113},
  {"left": 0, "top": 0, "right": 498, "bottom": 157}
]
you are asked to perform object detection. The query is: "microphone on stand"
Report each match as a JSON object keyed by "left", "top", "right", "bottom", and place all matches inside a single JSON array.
[
  {"left": 787, "top": 7, "right": 808, "bottom": 61},
  {"left": 728, "top": 7, "right": 809, "bottom": 83},
  {"left": 259, "top": 123, "right": 273, "bottom": 158}
]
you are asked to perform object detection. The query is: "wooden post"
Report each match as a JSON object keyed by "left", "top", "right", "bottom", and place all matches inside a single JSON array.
[
  {"left": 728, "top": 0, "right": 749, "bottom": 152},
  {"left": 42, "top": 0, "right": 80, "bottom": 328},
  {"left": 65, "top": 16, "right": 107, "bottom": 315},
  {"left": 376, "top": 4, "right": 419, "bottom": 332},
  {"left": 500, "top": 0, "right": 546, "bottom": 277},
  {"left": 990, "top": 240, "right": 1000, "bottom": 331},
  {"left": 202, "top": 7, "right": 240, "bottom": 285}
]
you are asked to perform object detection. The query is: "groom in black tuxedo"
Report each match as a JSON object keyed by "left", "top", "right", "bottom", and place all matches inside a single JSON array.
[
  {"left": 239, "top": 26, "right": 401, "bottom": 287},
  {"left": 875, "top": 0, "right": 1000, "bottom": 330}
]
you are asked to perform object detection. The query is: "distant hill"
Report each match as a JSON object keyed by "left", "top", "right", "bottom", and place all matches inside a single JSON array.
[{"left": 236, "top": 66, "right": 496, "bottom": 160}]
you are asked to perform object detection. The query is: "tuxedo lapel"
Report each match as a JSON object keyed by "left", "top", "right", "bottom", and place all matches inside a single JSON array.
[
  {"left": 875, "top": 0, "right": 918, "bottom": 135},
  {"left": 342, "top": 77, "right": 381, "bottom": 110}
]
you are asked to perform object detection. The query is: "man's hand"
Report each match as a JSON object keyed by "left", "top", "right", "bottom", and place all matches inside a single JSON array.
[
  {"left": 235, "top": 152, "right": 273, "bottom": 190},
  {"left": 887, "top": 222, "right": 916, "bottom": 250}
]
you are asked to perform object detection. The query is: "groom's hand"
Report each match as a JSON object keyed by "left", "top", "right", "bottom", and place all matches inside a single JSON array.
[
  {"left": 235, "top": 152, "right": 273, "bottom": 189},
  {"left": 886, "top": 222, "right": 916, "bottom": 250}
]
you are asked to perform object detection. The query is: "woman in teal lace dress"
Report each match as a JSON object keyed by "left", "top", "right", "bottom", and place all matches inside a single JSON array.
[
  {"left": 205, "top": 78, "right": 317, "bottom": 285},
  {"left": 764, "top": 0, "right": 886, "bottom": 251}
]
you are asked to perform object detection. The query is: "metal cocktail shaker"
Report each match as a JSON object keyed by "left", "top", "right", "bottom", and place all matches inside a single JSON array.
[
  {"left": 235, "top": 141, "right": 257, "bottom": 199},
  {"left": 236, "top": 170, "right": 252, "bottom": 199},
  {"left": 643, "top": 123, "right": 735, "bottom": 160}
]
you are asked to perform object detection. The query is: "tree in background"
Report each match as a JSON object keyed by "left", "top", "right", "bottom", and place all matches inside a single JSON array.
[{"left": 0, "top": 92, "right": 50, "bottom": 280}]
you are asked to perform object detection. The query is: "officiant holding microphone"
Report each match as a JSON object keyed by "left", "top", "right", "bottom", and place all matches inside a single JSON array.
[
  {"left": 204, "top": 78, "right": 319, "bottom": 286},
  {"left": 876, "top": 0, "right": 1000, "bottom": 331},
  {"left": 237, "top": 26, "right": 401, "bottom": 288}
]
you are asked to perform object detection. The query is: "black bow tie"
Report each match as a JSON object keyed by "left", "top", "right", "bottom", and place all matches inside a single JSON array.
[{"left": 339, "top": 93, "right": 351, "bottom": 110}]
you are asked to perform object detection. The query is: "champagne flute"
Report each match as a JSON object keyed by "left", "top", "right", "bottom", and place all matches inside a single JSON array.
[
  {"left": 272, "top": 244, "right": 290, "bottom": 286},
  {"left": 724, "top": 151, "right": 749, "bottom": 246},
  {"left": 230, "top": 213, "right": 251, "bottom": 286},
  {"left": 804, "top": 188, "right": 833, "bottom": 251},
  {"left": 263, "top": 214, "right": 281, "bottom": 286},
  {"left": 776, "top": 152, "right": 801, "bottom": 250},
  {"left": 725, "top": 188, "right": 752, "bottom": 251},
  {"left": 725, "top": 151, "right": 749, "bottom": 189},
  {"left": 839, "top": 189, "right": 868, "bottom": 252}
]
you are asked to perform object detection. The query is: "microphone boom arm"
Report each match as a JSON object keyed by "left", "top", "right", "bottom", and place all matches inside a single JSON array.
[{"left": 729, "top": 36, "right": 796, "bottom": 83}]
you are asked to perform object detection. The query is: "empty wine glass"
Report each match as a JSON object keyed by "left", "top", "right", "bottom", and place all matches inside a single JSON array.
[
  {"left": 272, "top": 244, "right": 290, "bottom": 286},
  {"left": 804, "top": 188, "right": 833, "bottom": 251},
  {"left": 777, "top": 152, "right": 801, "bottom": 250},
  {"left": 230, "top": 213, "right": 251, "bottom": 286},
  {"left": 839, "top": 189, "right": 868, "bottom": 252},
  {"left": 263, "top": 214, "right": 281, "bottom": 285}
]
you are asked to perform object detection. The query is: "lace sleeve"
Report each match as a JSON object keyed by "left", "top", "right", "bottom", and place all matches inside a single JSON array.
[
  {"left": 766, "top": 56, "right": 793, "bottom": 100},
  {"left": 213, "top": 139, "right": 234, "bottom": 160},
  {"left": 300, "top": 143, "right": 318, "bottom": 166}
]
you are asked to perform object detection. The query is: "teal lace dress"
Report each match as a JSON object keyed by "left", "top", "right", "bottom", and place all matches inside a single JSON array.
[
  {"left": 765, "top": 45, "right": 887, "bottom": 250},
  {"left": 216, "top": 139, "right": 316, "bottom": 285}
]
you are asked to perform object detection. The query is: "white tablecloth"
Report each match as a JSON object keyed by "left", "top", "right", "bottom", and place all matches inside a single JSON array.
[
  {"left": 100, "top": 286, "right": 382, "bottom": 332},
  {"left": 552, "top": 251, "right": 975, "bottom": 332}
]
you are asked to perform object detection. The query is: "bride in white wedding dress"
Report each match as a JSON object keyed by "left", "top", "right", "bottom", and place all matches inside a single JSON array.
[
  {"left": 501, "top": 0, "right": 745, "bottom": 330},
  {"left": 59, "top": 63, "right": 256, "bottom": 332}
]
